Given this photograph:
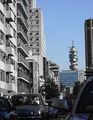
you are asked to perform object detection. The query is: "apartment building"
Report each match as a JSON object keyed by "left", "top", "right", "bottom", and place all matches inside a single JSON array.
[
  {"left": 0, "top": 0, "right": 17, "bottom": 96},
  {"left": 17, "top": 0, "right": 33, "bottom": 93},
  {"left": 48, "top": 61, "right": 60, "bottom": 86},
  {"left": 27, "top": 0, "right": 46, "bottom": 92}
]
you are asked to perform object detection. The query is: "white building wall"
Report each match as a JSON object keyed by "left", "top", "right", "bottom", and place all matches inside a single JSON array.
[
  {"left": 28, "top": 3, "right": 46, "bottom": 89},
  {"left": 0, "top": 1, "right": 17, "bottom": 96}
]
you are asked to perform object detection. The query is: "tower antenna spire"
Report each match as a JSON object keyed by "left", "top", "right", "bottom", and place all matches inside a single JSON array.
[{"left": 69, "top": 41, "right": 78, "bottom": 71}]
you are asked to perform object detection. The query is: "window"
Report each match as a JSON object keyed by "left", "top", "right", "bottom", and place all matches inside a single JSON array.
[
  {"left": 1, "top": 70, "right": 5, "bottom": 81},
  {"left": 6, "top": 73, "right": 9, "bottom": 83},
  {"left": 36, "top": 16, "right": 38, "bottom": 18}
]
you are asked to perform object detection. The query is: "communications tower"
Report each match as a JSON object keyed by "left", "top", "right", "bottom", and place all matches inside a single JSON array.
[{"left": 69, "top": 41, "right": 78, "bottom": 70}]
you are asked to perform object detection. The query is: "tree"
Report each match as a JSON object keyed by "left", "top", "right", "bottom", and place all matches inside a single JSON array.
[{"left": 44, "top": 78, "right": 59, "bottom": 99}]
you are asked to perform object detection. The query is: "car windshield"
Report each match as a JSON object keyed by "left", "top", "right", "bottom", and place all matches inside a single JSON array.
[{"left": 11, "top": 95, "right": 41, "bottom": 106}]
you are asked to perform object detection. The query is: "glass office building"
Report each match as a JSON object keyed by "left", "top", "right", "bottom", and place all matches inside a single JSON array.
[{"left": 60, "top": 70, "right": 78, "bottom": 87}]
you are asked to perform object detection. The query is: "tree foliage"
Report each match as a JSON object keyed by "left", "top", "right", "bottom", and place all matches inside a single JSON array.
[{"left": 45, "top": 78, "right": 59, "bottom": 99}]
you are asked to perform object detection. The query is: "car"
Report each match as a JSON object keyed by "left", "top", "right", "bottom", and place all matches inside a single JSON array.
[
  {"left": 11, "top": 93, "right": 49, "bottom": 120},
  {"left": 0, "top": 96, "right": 17, "bottom": 120},
  {"left": 46, "top": 99, "right": 58, "bottom": 118},
  {"left": 46, "top": 98, "right": 72, "bottom": 119},
  {"left": 64, "top": 76, "right": 93, "bottom": 120}
]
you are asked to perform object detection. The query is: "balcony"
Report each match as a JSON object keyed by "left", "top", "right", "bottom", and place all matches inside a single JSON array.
[
  {"left": 18, "top": 71, "right": 30, "bottom": 83},
  {"left": 6, "top": 24, "right": 13, "bottom": 38},
  {"left": 18, "top": 43, "right": 28, "bottom": 57},
  {"left": 17, "top": 0, "right": 28, "bottom": 19},
  {"left": 17, "top": 26, "right": 28, "bottom": 44},
  {"left": 6, "top": 10, "right": 14, "bottom": 22},
  {"left": 6, "top": 64, "right": 14, "bottom": 73},
  {"left": 7, "top": 83, "right": 16, "bottom": 92},
  {"left": 6, "top": 46, "right": 15, "bottom": 56},
  {"left": 18, "top": 56, "right": 29, "bottom": 70},
  {"left": 0, "top": 81, "right": 7, "bottom": 90},
  {"left": 17, "top": 12, "right": 28, "bottom": 30}
]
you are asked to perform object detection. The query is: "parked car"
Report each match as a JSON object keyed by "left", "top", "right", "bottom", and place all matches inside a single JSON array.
[
  {"left": 11, "top": 93, "right": 49, "bottom": 120},
  {"left": 0, "top": 96, "right": 17, "bottom": 120},
  {"left": 64, "top": 76, "right": 93, "bottom": 120}
]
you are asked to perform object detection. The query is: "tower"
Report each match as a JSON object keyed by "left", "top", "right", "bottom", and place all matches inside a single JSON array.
[{"left": 69, "top": 41, "right": 78, "bottom": 71}]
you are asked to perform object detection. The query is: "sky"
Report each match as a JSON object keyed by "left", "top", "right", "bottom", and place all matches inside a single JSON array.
[{"left": 37, "top": 0, "right": 93, "bottom": 71}]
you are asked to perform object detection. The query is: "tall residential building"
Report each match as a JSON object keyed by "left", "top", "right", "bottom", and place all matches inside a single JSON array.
[
  {"left": 27, "top": 0, "right": 46, "bottom": 91},
  {"left": 17, "top": 0, "right": 32, "bottom": 93},
  {"left": 69, "top": 41, "right": 78, "bottom": 71},
  {"left": 85, "top": 19, "right": 93, "bottom": 76},
  {"left": 0, "top": 0, "right": 17, "bottom": 96}
]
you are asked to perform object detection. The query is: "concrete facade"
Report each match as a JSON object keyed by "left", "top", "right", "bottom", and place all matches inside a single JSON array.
[
  {"left": 27, "top": 1, "right": 46, "bottom": 90},
  {"left": 0, "top": 0, "right": 17, "bottom": 96}
]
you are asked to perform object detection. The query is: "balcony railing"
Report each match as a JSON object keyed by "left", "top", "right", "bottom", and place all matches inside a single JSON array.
[
  {"left": 7, "top": 83, "right": 16, "bottom": 92},
  {"left": 6, "top": 63, "right": 14, "bottom": 73},
  {"left": 18, "top": 42, "right": 28, "bottom": 57},
  {"left": 6, "top": 10, "right": 14, "bottom": 22},
  {"left": 17, "top": 26, "right": 28, "bottom": 42},
  {"left": 6, "top": 46, "right": 15, "bottom": 56},
  {"left": 18, "top": 56, "right": 29, "bottom": 69},
  {"left": 6, "top": 24, "right": 13, "bottom": 38},
  {"left": 17, "top": 0, "right": 28, "bottom": 18},
  {"left": 18, "top": 71, "right": 30, "bottom": 82},
  {"left": 17, "top": 11, "right": 28, "bottom": 29}
]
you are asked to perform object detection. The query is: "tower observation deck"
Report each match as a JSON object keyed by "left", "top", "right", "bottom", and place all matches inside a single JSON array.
[{"left": 69, "top": 41, "right": 78, "bottom": 71}]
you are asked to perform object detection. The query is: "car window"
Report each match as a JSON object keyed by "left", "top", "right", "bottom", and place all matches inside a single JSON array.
[
  {"left": 11, "top": 95, "right": 41, "bottom": 106},
  {"left": 76, "top": 80, "right": 93, "bottom": 113}
]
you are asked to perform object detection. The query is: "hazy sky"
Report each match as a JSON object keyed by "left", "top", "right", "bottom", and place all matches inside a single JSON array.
[{"left": 37, "top": 0, "right": 93, "bottom": 71}]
